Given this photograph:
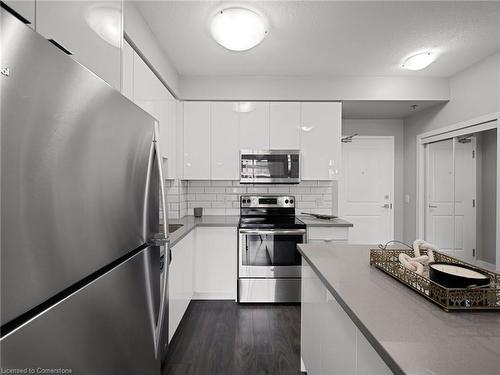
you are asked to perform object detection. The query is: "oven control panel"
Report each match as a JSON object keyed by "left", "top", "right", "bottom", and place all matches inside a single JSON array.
[{"left": 240, "top": 195, "right": 295, "bottom": 208}]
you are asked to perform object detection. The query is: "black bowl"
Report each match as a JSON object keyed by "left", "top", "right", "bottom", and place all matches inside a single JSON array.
[{"left": 429, "top": 262, "right": 491, "bottom": 289}]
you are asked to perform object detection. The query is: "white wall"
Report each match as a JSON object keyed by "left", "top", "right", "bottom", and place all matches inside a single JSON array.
[
  {"left": 124, "top": 1, "right": 180, "bottom": 96},
  {"left": 403, "top": 51, "right": 500, "bottom": 242},
  {"left": 343, "top": 119, "right": 404, "bottom": 240},
  {"left": 180, "top": 75, "right": 449, "bottom": 102}
]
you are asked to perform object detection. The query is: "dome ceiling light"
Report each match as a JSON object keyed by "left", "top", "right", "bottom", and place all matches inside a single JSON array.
[
  {"left": 402, "top": 52, "right": 436, "bottom": 71},
  {"left": 210, "top": 7, "right": 268, "bottom": 51}
]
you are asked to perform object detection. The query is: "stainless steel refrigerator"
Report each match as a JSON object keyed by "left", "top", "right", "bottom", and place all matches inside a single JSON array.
[{"left": 1, "top": 7, "right": 169, "bottom": 373}]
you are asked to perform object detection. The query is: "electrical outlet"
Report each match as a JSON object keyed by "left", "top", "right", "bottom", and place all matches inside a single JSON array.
[{"left": 404, "top": 194, "right": 410, "bottom": 204}]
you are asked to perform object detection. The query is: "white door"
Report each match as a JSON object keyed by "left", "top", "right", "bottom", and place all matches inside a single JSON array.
[
  {"left": 426, "top": 138, "right": 476, "bottom": 261},
  {"left": 425, "top": 139, "right": 455, "bottom": 252},
  {"left": 339, "top": 136, "right": 394, "bottom": 244}
]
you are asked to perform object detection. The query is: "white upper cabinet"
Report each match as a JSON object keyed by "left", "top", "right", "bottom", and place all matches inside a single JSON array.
[
  {"left": 270, "top": 102, "right": 301, "bottom": 150},
  {"left": 211, "top": 102, "right": 240, "bottom": 180},
  {"left": 183, "top": 102, "right": 211, "bottom": 179},
  {"left": 36, "top": 0, "right": 123, "bottom": 90},
  {"left": 121, "top": 40, "right": 134, "bottom": 101},
  {"left": 131, "top": 52, "right": 177, "bottom": 179},
  {"left": 3, "top": 0, "right": 35, "bottom": 27},
  {"left": 300, "top": 102, "right": 342, "bottom": 180},
  {"left": 239, "top": 103, "right": 270, "bottom": 150}
]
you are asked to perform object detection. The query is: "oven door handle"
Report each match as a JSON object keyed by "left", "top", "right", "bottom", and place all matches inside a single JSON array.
[{"left": 239, "top": 229, "right": 307, "bottom": 235}]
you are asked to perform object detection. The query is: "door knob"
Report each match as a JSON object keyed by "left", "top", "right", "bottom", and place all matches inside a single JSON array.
[
  {"left": 428, "top": 204, "right": 438, "bottom": 208},
  {"left": 382, "top": 203, "right": 392, "bottom": 209}
]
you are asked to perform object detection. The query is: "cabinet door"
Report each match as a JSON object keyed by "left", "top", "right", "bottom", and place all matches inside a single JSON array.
[
  {"left": 301, "top": 262, "right": 325, "bottom": 375},
  {"left": 211, "top": 102, "right": 239, "bottom": 180},
  {"left": 270, "top": 102, "right": 300, "bottom": 149},
  {"left": 194, "top": 227, "right": 236, "bottom": 299},
  {"left": 121, "top": 40, "right": 134, "bottom": 101},
  {"left": 36, "top": 1, "right": 122, "bottom": 90},
  {"left": 183, "top": 102, "right": 211, "bottom": 179},
  {"left": 3, "top": 0, "right": 35, "bottom": 27},
  {"left": 300, "top": 102, "right": 342, "bottom": 180},
  {"left": 169, "top": 231, "right": 194, "bottom": 342},
  {"left": 239, "top": 102, "right": 270, "bottom": 150},
  {"left": 163, "top": 96, "right": 177, "bottom": 179}
]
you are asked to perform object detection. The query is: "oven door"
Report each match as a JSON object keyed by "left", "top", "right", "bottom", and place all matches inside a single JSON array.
[
  {"left": 240, "top": 150, "right": 300, "bottom": 184},
  {"left": 238, "top": 228, "right": 306, "bottom": 278}
]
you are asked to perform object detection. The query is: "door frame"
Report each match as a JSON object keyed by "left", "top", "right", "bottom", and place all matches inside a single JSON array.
[
  {"left": 416, "top": 111, "right": 500, "bottom": 270},
  {"left": 340, "top": 135, "right": 395, "bottom": 242}
]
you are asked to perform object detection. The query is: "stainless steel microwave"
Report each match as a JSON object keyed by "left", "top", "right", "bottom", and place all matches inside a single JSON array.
[{"left": 240, "top": 150, "right": 300, "bottom": 184}]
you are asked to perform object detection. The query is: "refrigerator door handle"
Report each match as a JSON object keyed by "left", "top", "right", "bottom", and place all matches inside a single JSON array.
[{"left": 152, "top": 120, "right": 169, "bottom": 359}]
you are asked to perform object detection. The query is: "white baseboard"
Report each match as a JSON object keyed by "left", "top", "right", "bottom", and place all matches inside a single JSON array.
[{"left": 192, "top": 292, "right": 236, "bottom": 300}]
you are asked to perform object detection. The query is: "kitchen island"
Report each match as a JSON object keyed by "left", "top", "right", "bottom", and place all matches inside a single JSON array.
[{"left": 298, "top": 243, "right": 500, "bottom": 375}]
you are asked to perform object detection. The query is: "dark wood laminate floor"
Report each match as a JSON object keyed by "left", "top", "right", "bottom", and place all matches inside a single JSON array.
[{"left": 163, "top": 301, "right": 301, "bottom": 375}]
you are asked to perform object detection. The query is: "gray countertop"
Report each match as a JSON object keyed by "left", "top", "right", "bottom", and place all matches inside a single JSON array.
[
  {"left": 297, "top": 243, "right": 500, "bottom": 375},
  {"left": 297, "top": 215, "right": 353, "bottom": 227},
  {"left": 167, "top": 215, "right": 239, "bottom": 246},
  {"left": 166, "top": 215, "right": 352, "bottom": 246}
]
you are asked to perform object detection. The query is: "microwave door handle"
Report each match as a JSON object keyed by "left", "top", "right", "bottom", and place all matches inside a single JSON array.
[{"left": 239, "top": 229, "right": 306, "bottom": 235}]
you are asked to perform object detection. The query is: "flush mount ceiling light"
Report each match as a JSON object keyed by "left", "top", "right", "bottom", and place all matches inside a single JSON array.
[
  {"left": 210, "top": 7, "right": 268, "bottom": 51},
  {"left": 402, "top": 52, "right": 436, "bottom": 71},
  {"left": 85, "top": 4, "right": 122, "bottom": 48}
]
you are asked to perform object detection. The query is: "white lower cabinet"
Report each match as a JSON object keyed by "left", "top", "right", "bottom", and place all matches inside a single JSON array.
[
  {"left": 193, "top": 227, "right": 237, "bottom": 300},
  {"left": 301, "top": 261, "right": 392, "bottom": 375},
  {"left": 168, "top": 230, "right": 194, "bottom": 342}
]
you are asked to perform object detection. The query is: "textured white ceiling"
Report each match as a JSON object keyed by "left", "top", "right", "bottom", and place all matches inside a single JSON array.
[{"left": 135, "top": 1, "right": 500, "bottom": 78}]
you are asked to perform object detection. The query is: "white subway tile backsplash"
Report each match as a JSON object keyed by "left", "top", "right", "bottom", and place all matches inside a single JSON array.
[
  {"left": 195, "top": 193, "right": 217, "bottom": 201},
  {"left": 166, "top": 179, "right": 334, "bottom": 217},
  {"left": 188, "top": 201, "right": 212, "bottom": 208},
  {"left": 268, "top": 187, "right": 290, "bottom": 193},
  {"left": 204, "top": 208, "right": 226, "bottom": 215},
  {"left": 189, "top": 187, "right": 205, "bottom": 193},
  {"left": 205, "top": 187, "right": 227, "bottom": 193},
  {"left": 211, "top": 181, "right": 233, "bottom": 187},
  {"left": 247, "top": 187, "right": 267, "bottom": 193},
  {"left": 300, "top": 194, "right": 323, "bottom": 201},
  {"left": 226, "top": 187, "right": 246, "bottom": 194}
]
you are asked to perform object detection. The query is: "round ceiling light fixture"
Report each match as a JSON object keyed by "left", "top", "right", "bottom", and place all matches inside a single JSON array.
[
  {"left": 85, "top": 4, "right": 122, "bottom": 48},
  {"left": 402, "top": 52, "right": 436, "bottom": 71},
  {"left": 210, "top": 7, "right": 268, "bottom": 51}
]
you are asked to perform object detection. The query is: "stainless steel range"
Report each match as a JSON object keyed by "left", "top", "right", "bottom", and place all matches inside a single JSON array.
[{"left": 237, "top": 195, "right": 306, "bottom": 303}]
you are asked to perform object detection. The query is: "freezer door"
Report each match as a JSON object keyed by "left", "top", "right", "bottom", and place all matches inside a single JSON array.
[
  {"left": 0, "top": 247, "right": 161, "bottom": 374},
  {"left": 1, "top": 8, "right": 159, "bottom": 325}
]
